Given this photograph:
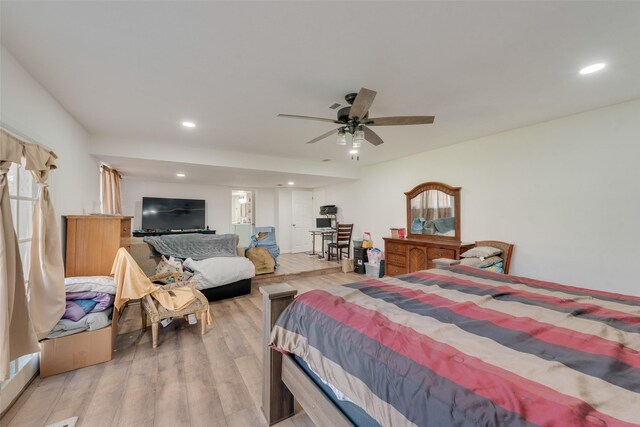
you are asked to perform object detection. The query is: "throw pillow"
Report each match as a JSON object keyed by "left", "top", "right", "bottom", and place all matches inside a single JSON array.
[{"left": 459, "top": 256, "right": 503, "bottom": 268}]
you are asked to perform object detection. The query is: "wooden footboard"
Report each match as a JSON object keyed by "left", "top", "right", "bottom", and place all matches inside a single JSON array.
[{"left": 260, "top": 283, "right": 353, "bottom": 427}]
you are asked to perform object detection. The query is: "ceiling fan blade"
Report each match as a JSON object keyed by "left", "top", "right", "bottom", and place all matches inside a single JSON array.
[
  {"left": 365, "top": 116, "right": 435, "bottom": 126},
  {"left": 349, "top": 88, "right": 377, "bottom": 120},
  {"left": 306, "top": 128, "right": 341, "bottom": 144},
  {"left": 363, "top": 126, "right": 384, "bottom": 146},
  {"left": 278, "top": 114, "right": 341, "bottom": 124}
]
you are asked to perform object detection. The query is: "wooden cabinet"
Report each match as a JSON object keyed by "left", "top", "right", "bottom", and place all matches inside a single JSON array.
[
  {"left": 383, "top": 237, "right": 473, "bottom": 275},
  {"left": 65, "top": 215, "right": 133, "bottom": 277}
]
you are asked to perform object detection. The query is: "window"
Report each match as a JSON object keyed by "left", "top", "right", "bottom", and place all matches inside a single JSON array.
[
  {"left": 1, "top": 160, "right": 39, "bottom": 413},
  {"left": 8, "top": 160, "right": 38, "bottom": 280}
]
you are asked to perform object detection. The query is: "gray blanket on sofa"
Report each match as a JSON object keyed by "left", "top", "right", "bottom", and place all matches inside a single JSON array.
[{"left": 143, "top": 233, "right": 237, "bottom": 260}]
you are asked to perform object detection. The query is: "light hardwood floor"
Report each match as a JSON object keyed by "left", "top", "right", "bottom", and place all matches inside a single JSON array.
[
  {"left": 1, "top": 271, "right": 363, "bottom": 427},
  {"left": 252, "top": 253, "right": 342, "bottom": 285}
]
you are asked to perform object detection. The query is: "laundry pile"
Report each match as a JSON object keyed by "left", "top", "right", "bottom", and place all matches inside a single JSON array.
[{"left": 46, "top": 276, "right": 116, "bottom": 339}]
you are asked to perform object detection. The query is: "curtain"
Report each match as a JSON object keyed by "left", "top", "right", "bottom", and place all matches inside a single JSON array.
[
  {"left": 23, "top": 144, "right": 66, "bottom": 340},
  {"left": 411, "top": 190, "right": 454, "bottom": 221},
  {"left": 425, "top": 190, "right": 453, "bottom": 221},
  {"left": 100, "top": 165, "right": 122, "bottom": 214},
  {"left": 0, "top": 131, "right": 39, "bottom": 381}
]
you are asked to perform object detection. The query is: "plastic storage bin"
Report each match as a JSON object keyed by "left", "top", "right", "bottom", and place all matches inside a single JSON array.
[{"left": 365, "top": 260, "right": 385, "bottom": 278}]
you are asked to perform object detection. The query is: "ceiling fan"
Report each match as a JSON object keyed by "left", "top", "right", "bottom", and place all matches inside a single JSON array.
[{"left": 278, "top": 88, "right": 435, "bottom": 147}]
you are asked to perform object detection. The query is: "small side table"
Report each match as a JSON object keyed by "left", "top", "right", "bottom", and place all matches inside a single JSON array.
[{"left": 309, "top": 230, "right": 336, "bottom": 258}]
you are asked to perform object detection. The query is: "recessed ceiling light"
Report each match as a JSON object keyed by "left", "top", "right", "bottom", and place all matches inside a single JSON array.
[
  {"left": 288, "top": 181, "right": 295, "bottom": 185},
  {"left": 181, "top": 121, "right": 196, "bottom": 128},
  {"left": 579, "top": 63, "right": 606, "bottom": 75},
  {"left": 176, "top": 173, "right": 186, "bottom": 177},
  {"left": 349, "top": 149, "right": 358, "bottom": 155}
]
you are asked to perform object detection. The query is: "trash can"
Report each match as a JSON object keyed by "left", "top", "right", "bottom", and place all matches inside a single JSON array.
[
  {"left": 354, "top": 247, "right": 368, "bottom": 274},
  {"left": 365, "top": 260, "right": 385, "bottom": 278}
]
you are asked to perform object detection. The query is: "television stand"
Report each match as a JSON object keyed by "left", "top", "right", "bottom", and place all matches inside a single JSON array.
[{"left": 132, "top": 229, "right": 216, "bottom": 237}]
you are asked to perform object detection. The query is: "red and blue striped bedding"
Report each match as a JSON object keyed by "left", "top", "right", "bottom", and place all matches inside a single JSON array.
[{"left": 269, "top": 266, "right": 640, "bottom": 426}]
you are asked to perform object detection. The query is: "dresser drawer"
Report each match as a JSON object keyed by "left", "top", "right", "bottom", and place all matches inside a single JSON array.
[
  {"left": 386, "top": 263, "right": 407, "bottom": 276},
  {"left": 386, "top": 242, "right": 406, "bottom": 255},
  {"left": 386, "top": 253, "right": 406, "bottom": 265},
  {"left": 427, "top": 247, "right": 455, "bottom": 259},
  {"left": 120, "top": 222, "right": 131, "bottom": 237}
]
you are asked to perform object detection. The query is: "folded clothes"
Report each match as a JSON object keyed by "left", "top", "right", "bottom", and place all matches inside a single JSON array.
[
  {"left": 64, "top": 276, "right": 116, "bottom": 295},
  {"left": 63, "top": 299, "right": 98, "bottom": 321},
  {"left": 47, "top": 308, "right": 113, "bottom": 339},
  {"left": 63, "top": 291, "right": 115, "bottom": 321}
]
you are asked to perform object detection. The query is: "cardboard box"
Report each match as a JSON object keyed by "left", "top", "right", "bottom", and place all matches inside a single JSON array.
[{"left": 40, "top": 308, "right": 119, "bottom": 377}]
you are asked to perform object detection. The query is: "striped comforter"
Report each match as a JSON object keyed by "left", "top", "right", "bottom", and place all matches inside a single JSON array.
[{"left": 269, "top": 266, "right": 640, "bottom": 427}]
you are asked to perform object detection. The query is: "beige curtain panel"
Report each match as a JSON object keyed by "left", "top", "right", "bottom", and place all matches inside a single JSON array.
[
  {"left": 0, "top": 130, "right": 40, "bottom": 381},
  {"left": 101, "top": 165, "right": 122, "bottom": 214},
  {"left": 23, "top": 144, "right": 66, "bottom": 340}
]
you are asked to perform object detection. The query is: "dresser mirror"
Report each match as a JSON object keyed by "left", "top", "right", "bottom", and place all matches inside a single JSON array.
[{"left": 405, "top": 182, "right": 461, "bottom": 241}]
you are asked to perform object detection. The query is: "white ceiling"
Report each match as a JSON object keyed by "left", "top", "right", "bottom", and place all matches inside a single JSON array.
[{"left": 2, "top": 1, "right": 640, "bottom": 184}]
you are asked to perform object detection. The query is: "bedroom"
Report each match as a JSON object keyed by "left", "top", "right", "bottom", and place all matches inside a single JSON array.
[{"left": 1, "top": 1, "right": 639, "bottom": 426}]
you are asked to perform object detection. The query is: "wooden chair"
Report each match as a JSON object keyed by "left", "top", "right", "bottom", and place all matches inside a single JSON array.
[
  {"left": 327, "top": 224, "right": 354, "bottom": 262},
  {"left": 474, "top": 240, "right": 514, "bottom": 274},
  {"left": 141, "top": 272, "right": 210, "bottom": 348}
]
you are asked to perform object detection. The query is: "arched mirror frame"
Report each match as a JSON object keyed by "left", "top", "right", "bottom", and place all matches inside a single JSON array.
[{"left": 405, "top": 182, "right": 461, "bottom": 241}]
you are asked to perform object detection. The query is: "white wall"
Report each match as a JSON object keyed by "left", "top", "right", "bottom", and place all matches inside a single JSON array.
[
  {"left": 0, "top": 45, "right": 100, "bottom": 216},
  {"left": 320, "top": 100, "right": 640, "bottom": 295},
  {"left": 255, "top": 188, "right": 275, "bottom": 228},
  {"left": 121, "top": 179, "right": 276, "bottom": 235}
]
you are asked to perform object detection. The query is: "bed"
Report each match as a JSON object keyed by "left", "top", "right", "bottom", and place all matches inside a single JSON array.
[
  {"left": 129, "top": 236, "right": 254, "bottom": 301},
  {"left": 262, "top": 266, "right": 640, "bottom": 426}
]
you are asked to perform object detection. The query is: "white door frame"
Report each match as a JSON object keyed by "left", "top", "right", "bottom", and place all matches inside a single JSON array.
[{"left": 291, "top": 190, "right": 313, "bottom": 253}]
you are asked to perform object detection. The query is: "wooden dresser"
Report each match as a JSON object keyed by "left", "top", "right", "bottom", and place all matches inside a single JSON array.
[
  {"left": 65, "top": 215, "right": 133, "bottom": 276},
  {"left": 383, "top": 237, "right": 473, "bottom": 276}
]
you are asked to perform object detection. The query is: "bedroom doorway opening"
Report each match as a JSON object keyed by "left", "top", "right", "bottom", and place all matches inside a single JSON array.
[{"left": 232, "top": 190, "right": 254, "bottom": 247}]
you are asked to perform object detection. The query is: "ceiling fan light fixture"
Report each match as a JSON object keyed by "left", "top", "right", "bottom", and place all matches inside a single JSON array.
[
  {"left": 349, "top": 149, "right": 358, "bottom": 155},
  {"left": 336, "top": 128, "right": 347, "bottom": 145},
  {"left": 279, "top": 87, "right": 435, "bottom": 148},
  {"left": 352, "top": 127, "right": 364, "bottom": 148}
]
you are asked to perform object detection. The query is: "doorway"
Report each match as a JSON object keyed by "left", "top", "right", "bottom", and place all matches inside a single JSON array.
[{"left": 231, "top": 190, "right": 254, "bottom": 247}]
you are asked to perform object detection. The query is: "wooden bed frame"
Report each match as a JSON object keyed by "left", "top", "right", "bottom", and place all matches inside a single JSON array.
[{"left": 261, "top": 283, "right": 353, "bottom": 426}]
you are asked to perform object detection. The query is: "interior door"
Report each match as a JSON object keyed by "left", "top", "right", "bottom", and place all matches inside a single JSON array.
[{"left": 291, "top": 190, "right": 313, "bottom": 253}]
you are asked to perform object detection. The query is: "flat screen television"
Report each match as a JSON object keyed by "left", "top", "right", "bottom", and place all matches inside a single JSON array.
[{"left": 142, "top": 197, "right": 205, "bottom": 230}]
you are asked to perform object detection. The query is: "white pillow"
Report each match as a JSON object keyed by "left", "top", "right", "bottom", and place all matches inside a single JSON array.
[
  {"left": 460, "top": 246, "right": 502, "bottom": 258},
  {"left": 64, "top": 276, "right": 117, "bottom": 295}
]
